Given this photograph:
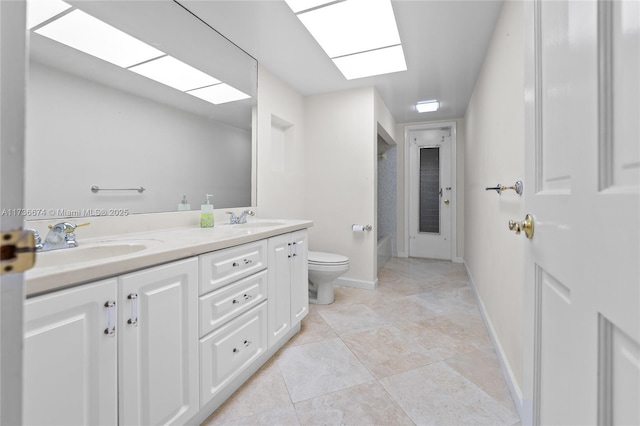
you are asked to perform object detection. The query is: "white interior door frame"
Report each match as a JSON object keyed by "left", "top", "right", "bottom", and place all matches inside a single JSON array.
[{"left": 403, "top": 121, "right": 459, "bottom": 262}]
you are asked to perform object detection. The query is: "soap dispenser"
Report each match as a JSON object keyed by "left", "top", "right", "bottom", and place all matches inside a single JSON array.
[
  {"left": 200, "top": 194, "right": 214, "bottom": 228},
  {"left": 178, "top": 195, "right": 190, "bottom": 211}
]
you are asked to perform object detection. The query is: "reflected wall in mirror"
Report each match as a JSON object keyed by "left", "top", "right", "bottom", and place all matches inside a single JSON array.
[{"left": 25, "top": 0, "right": 256, "bottom": 218}]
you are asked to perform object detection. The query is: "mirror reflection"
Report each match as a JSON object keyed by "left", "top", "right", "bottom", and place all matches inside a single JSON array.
[{"left": 25, "top": 0, "right": 256, "bottom": 219}]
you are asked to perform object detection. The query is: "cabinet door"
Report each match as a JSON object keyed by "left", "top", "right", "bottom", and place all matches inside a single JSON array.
[
  {"left": 119, "top": 258, "right": 198, "bottom": 426},
  {"left": 23, "top": 279, "right": 118, "bottom": 426},
  {"left": 289, "top": 230, "right": 309, "bottom": 325},
  {"left": 199, "top": 302, "right": 268, "bottom": 407},
  {"left": 267, "top": 233, "right": 292, "bottom": 348}
]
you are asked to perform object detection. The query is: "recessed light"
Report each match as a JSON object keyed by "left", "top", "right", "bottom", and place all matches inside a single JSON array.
[
  {"left": 187, "top": 84, "right": 251, "bottom": 105},
  {"left": 129, "top": 56, "right": 220, "bottom": 92},
  {"left": 416, "top": 100, "right": 440, "bottom": 113},
  {"left": 34, "top": 9, "right": 164, "bottom": 68},
  {"left": 332, "top": 45, "right": 407, "bottom": 80}
]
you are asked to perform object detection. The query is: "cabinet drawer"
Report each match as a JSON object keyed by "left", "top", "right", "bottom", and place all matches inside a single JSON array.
[
  {"left": 199, "top": 302, "right": 267, "bottom": 408},
  {"left": 199, "top": 270, "right": 267, "bottom": 337},
  {"left": 199, "top": 240, "right": 267, "bottom": 295}
]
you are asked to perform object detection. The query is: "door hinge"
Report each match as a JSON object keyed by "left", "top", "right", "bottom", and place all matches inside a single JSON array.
[{"left": 1, "top": 230, "right": 37, "bottom": 274}]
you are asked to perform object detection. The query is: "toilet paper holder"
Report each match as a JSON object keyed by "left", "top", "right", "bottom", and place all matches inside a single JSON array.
[{"left": 352, "top": 224, "right": 372, "bottom": 232}]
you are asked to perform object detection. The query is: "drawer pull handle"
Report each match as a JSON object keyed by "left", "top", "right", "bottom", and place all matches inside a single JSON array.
[
  {"left": 232, "top": 294, "right": 253, "bottom": 305},
  {"left": 244, "top": 258, "right": 252, "bottom": 265},
  {"left": 104, "top": 300, "right": 116, "bottom": 336},
  {"left": 232, "top": 262, "right": 240, "bottom": 267},
  {"left": 127, "top": 293, "right": 138, "bottom": 326},
  {"left": 233, "top": 340, "right": 252, "bottom": 354}
]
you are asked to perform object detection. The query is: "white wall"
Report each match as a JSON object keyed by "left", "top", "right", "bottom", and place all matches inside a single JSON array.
[
  {"left": 463, "top": 0, "right": 524, "bottom": 405},
  {"left": 306, "top": 88, "right": 378, "bottom": 288},
  {"left": 26, "top": 62, "right": 251, "bottom": 215},
  {"left": 255, "top": 66, "right": 307, "bottom": 220},
  {"left": 395, "top": 118, "right": 466, "bottom": 260}
]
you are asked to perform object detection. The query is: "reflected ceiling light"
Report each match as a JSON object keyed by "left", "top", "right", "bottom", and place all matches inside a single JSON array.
[
  {"left": 283, "top": 0, "right": 337, "bottom": 14},
  {"left": 30, "top": 4, "right": 251, "bottom": 106},
  {"left": 34, "top": 9, "right": 164, "bottom": 68},
  {"left": 285, "top": 0, "right": 406, "bottom": 79},
  {"left": 129, "top": 55, "right": 220, "bottom": 92},
  {"left": 187, "top": 83, "right": 251, "bottom": 105},
  {"left": 27, "top": 0, "right": 71, "bottom": 29},
  {"left": 416, "top": 100, "right": 440, "bottom": 113},
  {"left": 333, "top": 45, "right": 407, "bottom": 80}
]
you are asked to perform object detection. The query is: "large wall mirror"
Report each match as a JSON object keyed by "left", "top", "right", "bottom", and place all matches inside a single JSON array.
[{"left": 25, "top": 0, "right": 256, "bottom": 219}]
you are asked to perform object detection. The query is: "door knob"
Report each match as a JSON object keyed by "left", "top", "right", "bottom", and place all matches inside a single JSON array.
[
  {"left": 444, "top": 199, "right": 450, "bottom": 205},
  {"left": 508, "top": 214, "right": 534, "bottom": 239}
]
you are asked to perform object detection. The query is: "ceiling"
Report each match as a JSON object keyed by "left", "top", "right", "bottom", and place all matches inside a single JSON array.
[{"left": 179, "top": 0, "right": 504, "bottom": 124}]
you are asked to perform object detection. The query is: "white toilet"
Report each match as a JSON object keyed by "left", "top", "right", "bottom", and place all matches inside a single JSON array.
[{"left": 308, "top": 251, "right": 350, "bottom": 304}]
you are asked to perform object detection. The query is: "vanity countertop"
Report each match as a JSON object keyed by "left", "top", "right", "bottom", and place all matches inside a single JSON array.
[{"left": 25, "top": 219, "right": 313, "bottom": 297}]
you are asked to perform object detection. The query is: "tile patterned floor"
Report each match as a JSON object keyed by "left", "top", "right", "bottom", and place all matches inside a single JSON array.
[{"left": 202, "top": 257, "right": 521, "bottom": 426}]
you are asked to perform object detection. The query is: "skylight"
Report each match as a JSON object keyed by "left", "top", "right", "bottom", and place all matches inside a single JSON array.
[
  {"left": 285, "top": 0, "right": 407, "bottom": 80},
  {"left": 333, "top": 45, "right": 407, "bottom": 80}
]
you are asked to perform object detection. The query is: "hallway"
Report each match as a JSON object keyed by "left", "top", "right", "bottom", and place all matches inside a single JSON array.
[{"left": 203, "top": 257, "right": 520, "bottom": 425}]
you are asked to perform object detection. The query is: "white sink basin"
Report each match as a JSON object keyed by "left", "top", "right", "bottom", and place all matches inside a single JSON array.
[
  {"left": 232, "top": 221, "right": 284, "bottom": 229},
  {"left": 35, "top": 240, "right": 158, "bottom": 268}
]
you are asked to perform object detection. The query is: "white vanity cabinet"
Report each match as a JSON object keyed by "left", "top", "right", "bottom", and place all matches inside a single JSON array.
[
  {"left": 118, "top": 258, "right": 199, "bottom": 426},
  {"left": 267, "top": 230, "right": 309, "bottom": 348},
  {"left": 23, "top": 279, "right": 118, "bottom": 426}
]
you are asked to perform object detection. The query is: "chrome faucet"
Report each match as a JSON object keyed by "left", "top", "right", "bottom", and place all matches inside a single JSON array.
[
  {"left": 226, "top": 210, "right": 255, "bottom": 224},
  {"left": 41, "top": 222, "right": 89, "bottom": 251}
]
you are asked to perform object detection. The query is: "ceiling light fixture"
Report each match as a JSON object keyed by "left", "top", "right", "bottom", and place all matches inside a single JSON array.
[
  {"left": 416, "top": 100, "right": 440, "bottom": 113},
  {"left": 285, "top": 0, "right": 407, "bottom": 80}
]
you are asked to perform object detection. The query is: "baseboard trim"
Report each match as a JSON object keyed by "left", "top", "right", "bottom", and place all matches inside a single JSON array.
[
  {"left": 335, "top": 276, "right": 377, "bottom": 291},
  {"left": 464, "top": 260, "right": 524, "bottom": 421}
]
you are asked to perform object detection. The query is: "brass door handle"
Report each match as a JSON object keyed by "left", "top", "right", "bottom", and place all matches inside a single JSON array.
[
  {"left": 444, "top": 199, "right": 450, "bottom": 205},
  {"left": 508, "top": 214, "right": 534, "bottom": 239}
]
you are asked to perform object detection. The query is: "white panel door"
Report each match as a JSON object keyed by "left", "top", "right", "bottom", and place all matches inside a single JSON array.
[
  {"left": 409, "top": 127, "right": 452, "bottom": 260},
  {"left": 523, "top": 1, "right": 640, "bottom": 424},
  {"left": 289, "top": 230, "right": 308, "bottom": 325},
  {"left": 23, "top": 279, "right": 118, "bottom": 426},
  {"left": 267, "top": 233, "right": 291, "bottom": 347},
  {"left": 119, "top": 258, "right": 199, "bottom": 426},
  {"left": 0, "top": 1, "right": 27, "bottom": 424}
]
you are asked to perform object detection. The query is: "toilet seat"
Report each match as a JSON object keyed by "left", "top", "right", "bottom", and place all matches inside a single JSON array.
[{"left": 308, "top": 251, "right": 349, "bottom": 266}]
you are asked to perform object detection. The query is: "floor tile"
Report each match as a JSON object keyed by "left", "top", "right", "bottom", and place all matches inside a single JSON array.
[
  {"left": 202, "top": 358, "right": 292, "bottom": 425},
  {"left": 207, "top": 405, "right": 300, "bottom": 426},
  {"left": 286, "top": 310, "right": 337, "bottom": 347},
  {"left": 276, "top": 338, "right": 373, "bottom": 403},
  {"left": 444, "top": 348, "right": 515, "bottom": 409},
  {"left": 342, "top": 325, "right": 441, "bottom": 378},
  {"left": 380, "top": 361, "right": 520, "bottom": 425},
  {"left": 317, "top": 303, "right": 389, "bottom": 335},
  {"left": 294, "top": 381, "right": 414, "bottom": 426}
]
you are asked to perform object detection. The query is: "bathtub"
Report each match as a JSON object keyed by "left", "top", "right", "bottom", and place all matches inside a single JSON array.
[{"left": 377, "top": 235, "right": 392, "bottom": 274}]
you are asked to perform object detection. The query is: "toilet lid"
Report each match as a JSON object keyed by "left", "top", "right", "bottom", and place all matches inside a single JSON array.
[{"left": 308, "top": 251, "right": 349, "bottom": 266}]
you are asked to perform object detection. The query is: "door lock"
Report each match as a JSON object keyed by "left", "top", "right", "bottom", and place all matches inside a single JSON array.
[{"left": 508, "top": 214, "right": 534, "bottom": 239}]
